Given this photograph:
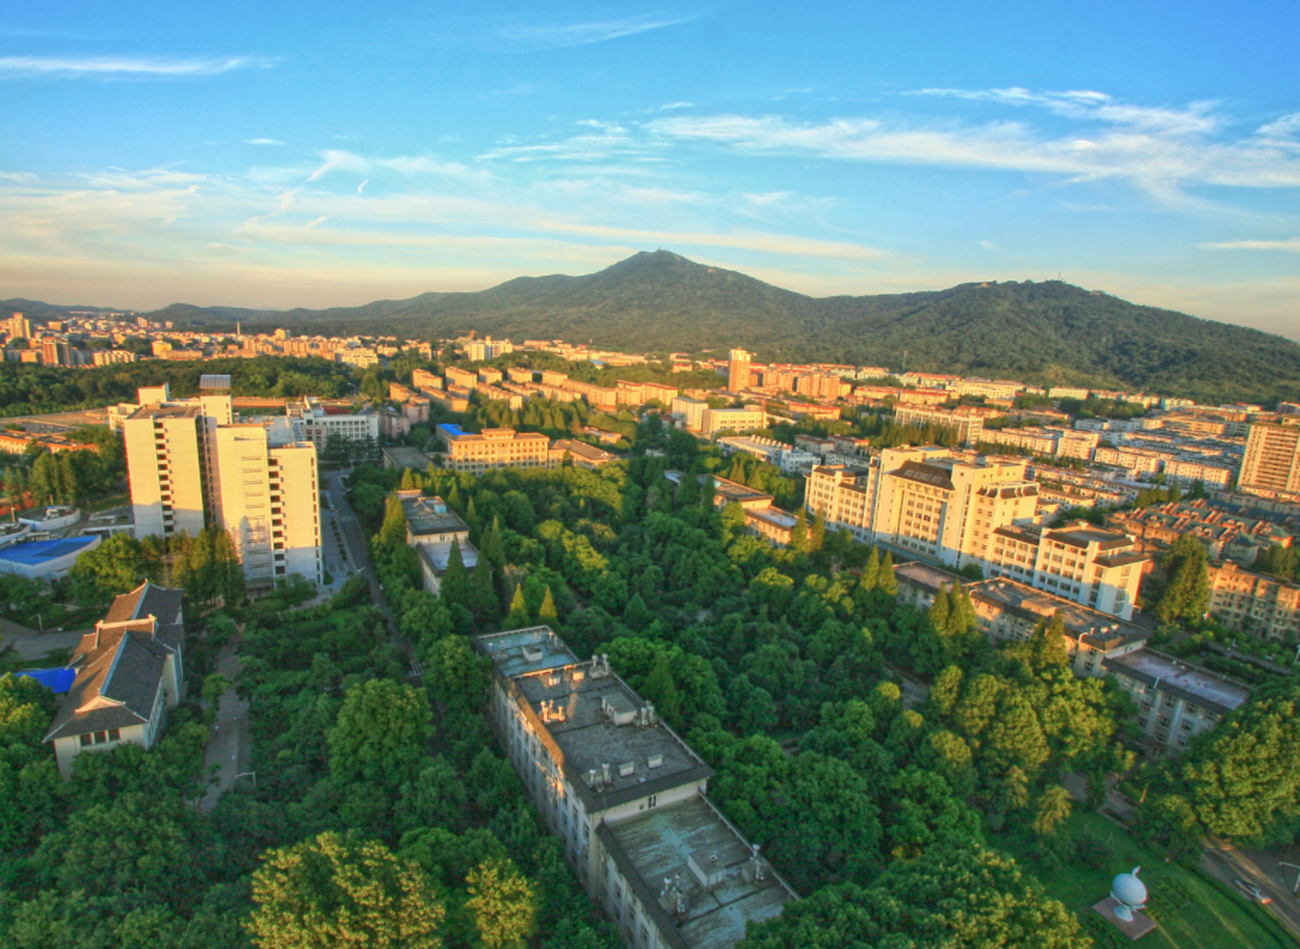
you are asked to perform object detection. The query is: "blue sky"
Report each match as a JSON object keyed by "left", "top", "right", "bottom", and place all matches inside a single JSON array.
[{"left": 1, "top": 1, "right": 1297, "bottom": 338}]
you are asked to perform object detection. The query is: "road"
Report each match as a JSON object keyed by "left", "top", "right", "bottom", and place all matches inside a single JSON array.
[
  {"left": 200, "top": 637, "right": 251, "bottom": 811},
  {"left": 1202, "top": 838, "right": 1300, "bottom": 938},
  {"left": 1, "top": 619, "right": 87, "bottom": 663},
  {"left": 325, "top": 472, "right": 401, "bottom": 647}
]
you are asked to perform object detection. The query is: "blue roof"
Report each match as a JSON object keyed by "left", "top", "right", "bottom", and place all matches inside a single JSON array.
[
  {"left": 0, "top": 536, "right": 98, "bottom": 565},
  {"left": 17, "top": 667, "right": 78, "bottom": 693},
  {"left": 440, "top": 423, "right": 466, "bottom": 438}
]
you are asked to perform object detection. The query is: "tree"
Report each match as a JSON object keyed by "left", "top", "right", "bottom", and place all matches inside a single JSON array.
[
  {"left": 1157, "top": 535, "right": 1210, "bottom": 624},
  {"left": 379, "top": 493, "right": 410, "bottom": 549},
  {"left": 247, "top": 831, "right": 445, "bottom": 949},
  {"left": 810, "top": 510, "right": 827, "bottom": 551},
  {"left": 466, "top": 856, "right": 537, "bottom": 949},
  {"left": 27, "top": 451, "right": 58, "bottom": 506},
  {"left": 439, "top": 538, "right": 472, "bottom": 609},
  {"left": 425, "top": 635, "right": 489, "bottom": 714},
  {"left": 68, "top": 532, "right": 144, "bottom": 603},
  {"left": 789, "top": 508, "right": 810, "bottom": 554},
  {"left": 1033, "top": 784, "right": 1074, "bottom": 837},
  {"left": 503, "top": 585, "right": 531, "bottom": 630},
  {"left": 327, "top": 678, "right": 433, "bottom": 789},
  {"left": 641, "top": 652, "right": 682, "bottom": 726},
  {"left": 877, "top": 551, "right": 898, "bottom": 596},
  {"left": 470, "top": 562, "right": 499, "bottom": 624},
  {"left": 537, "top": 586, "right": 559, "bottom": 628}
]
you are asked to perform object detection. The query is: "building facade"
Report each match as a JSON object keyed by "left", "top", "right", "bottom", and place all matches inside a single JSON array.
[
  {"left": 1239, "top": 421, "right": 1300, "bottom": 498},
  {"left": 444, "top": 427, "right": 557, "bottom": 474},
  {"left": 1205, "top": 560, "right": 1300, "bottom": 642}
]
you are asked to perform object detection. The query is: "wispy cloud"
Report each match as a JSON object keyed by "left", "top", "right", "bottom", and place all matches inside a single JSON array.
[
  {"left": 648, "top": 88, "right": 1300, "bottom": 204},
  {"left": 495, "top": 11, "right": 700, "bottom": 50},
  {"left": 1201, "top": 237, "right": 1300, "bottom": 252},
  {"left": 0, "top": 55, "right": 269, "bottom": 79},
  {"left": 243, "top": 138, "right": 285, "bottom": 146}
]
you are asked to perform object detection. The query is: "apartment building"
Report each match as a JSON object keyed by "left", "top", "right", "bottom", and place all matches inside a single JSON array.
[
  {"left": 411, "top": 368, "right": 444, "bottom": 392},
  {"left": 728, "top": 349, "right": 752, "bottom": 392},
  {"left": 983, "top": 522, "right": 1145, "bottom": 619},
  {"left": 443, "top": 427, "right": 558, "bottom": 474},
  {"left": 804, "top": 464, "right": 878, "bottom": 544},
  {"left": 1104, "top": 649, "right": 1250, "bottom": 755},
  {"left": 716, "top": 435, "right": 819, "bottom": 475},
  {"left": 4, "top": 312, "right": 31, "bottom": 340},
  {"left": 474, "top": 627, "right": 795, "bottom": 949},
  {"left": 700, "top": 407, "right": 766, "bottom": 439},
  {"left": 981, "top": 428, "right": 1057, "bottom": 456},
  {"left": 669, "top": 397, "right": 707, "bottom": 432},
  {"left": 1056, "top": 430, "right": 1101, "bottom": 460},
  {"left": 1239, "top": 420, "right": 1300, "bottom": 498},
  {"left": 1205, "top": 560, "right": 1300, "bottom": 642},
  {"left": 707, "top": 476, "right": 797, "bottom": 546},
  {"left": 395, "top": 489, "right": 479, "bottom": 595},
  {"left": 1109, "top": 500, "right": 1291, "bottom": 565},
  {"left": 893, "top": 406, "right": 986, "bottom": 446},
  {"left": 124, "top": 387, "right": 322, "bottom": 584}
]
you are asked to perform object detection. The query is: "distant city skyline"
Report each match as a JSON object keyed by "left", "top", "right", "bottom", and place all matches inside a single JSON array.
[{"left": 0, "top": 1, "right": 1297, "bottom": 339}]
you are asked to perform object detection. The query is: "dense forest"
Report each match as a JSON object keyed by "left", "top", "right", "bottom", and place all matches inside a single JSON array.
[
  {"left": 23, "top": 250, "right": 1294, "bottom": 404},
  {"left": 0, "top": 357, "right": 357, "bottom": 417}
]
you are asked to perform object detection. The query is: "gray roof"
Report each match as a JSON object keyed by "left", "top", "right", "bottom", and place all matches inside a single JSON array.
[
  {"left": 400, "top": 494, "right": 470, "bottom": 539},
  {"left": 598, "top": 795, "right": 797, "bottom": 949},
  {"left": 1102, "top": 649, "right": 1251, "bottom": 716},
  {"left": 103, "top": 580, "right": 184, "bottom": 651},
  {"left": 44, "top": 627, "right": 167, "bottom": 741},
  {"left": 894, "top": 461, "right": 955, "bottom": 491}
]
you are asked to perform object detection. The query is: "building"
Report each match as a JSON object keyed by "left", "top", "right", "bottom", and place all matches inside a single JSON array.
[
  {"left": 4, "top": 312, "right": 31, "bottom": 341},
  {"left": 287, "top": 397, "right": 380, "bottom": 451},
  {"left": 474, "top": 627, "right": 796, "bottom": 949},
  {"left": 805, "top": 464, "right": 878, "bottom": 544},
  {"left": 0, "top": 535, "right": 102, "bottom": 580},
  {"left": 700, "top": 407, "right": 766, "bottom": 440},
  {"left": 40, "top": 339, "right": 72, "bottom": 367},
  {"left": 1103, "top": 649, "right": 1250, "bottom": 755},
  {"left": 553, "top": 439, "right": 620, "bottom": 470},
  {"left": 983, "top": 522, "right": 1146, "bottom": 619},
  {"left": 213, "top": 420, "right": 322, "bottom": 585},
  {"left": 893, "top": 406, "right": 986, "bottom": 447},
  {"left": 708, "top": 476, "right": 797, "bottom": 546},
  {"left": 443, "top": 427, "right": 557, "bottom": 474},
  {"left": 716, "top": 435, "right": 819, "bottom": 475},
  {"left": 728, "top": 349, "right": 752, "bottom": 392},
  {"left": 669, "top": 397, "right": 708, "bottom": 432},
  {"left": 123, "top": 387, "right": 322, "bottom": 585},
  {"left": 1108, "top": 499, "right": 1291, "bottom": 565},
  {"left": 1205, "top": 560, "right": 1300, "bottom": 643},
  {"left": 1239, "top": 420, "right": 1300, "bottom": 498},
  {"left": 44, "top": 582, "right": 185, "bottom": 778},
  {"left": 382, "top": 446, "right": 432, "bottom": 471},
  {"left": 892, "top": 563, "right": 1148, "bottom": 679},
  {"left": 396, "top": 489, "right": 479, "bottom": 595},
  {"left": 92, "top": 349, "right": 137, "bottom": 366}
]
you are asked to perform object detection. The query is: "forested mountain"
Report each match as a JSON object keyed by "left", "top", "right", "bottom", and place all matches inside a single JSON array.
[{"left": 10, "top": 250, "right": 1300, "bottom": 402}]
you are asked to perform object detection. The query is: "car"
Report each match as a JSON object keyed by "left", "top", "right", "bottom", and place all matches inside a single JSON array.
[{"left": 1234, "top": 879, "right": 1272, "bottom": 904}]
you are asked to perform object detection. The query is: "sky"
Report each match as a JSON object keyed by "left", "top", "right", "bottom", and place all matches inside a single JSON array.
[{"left": 1, "top": 1, "right": 1298, "bottom": 338}]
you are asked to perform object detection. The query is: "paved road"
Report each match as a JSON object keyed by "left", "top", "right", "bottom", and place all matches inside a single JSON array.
[
  {"left": 1, "top": 619, "right": 87, "bottom": 662},
  {"left": 200, "top": 638, "right": 251, "bottom": 811},
  {"left": 325, "top": 473, "right": 400, "bottom": 643},
  {"left": 1202, "top": 838, "right": 1300, "bottom": 938}
]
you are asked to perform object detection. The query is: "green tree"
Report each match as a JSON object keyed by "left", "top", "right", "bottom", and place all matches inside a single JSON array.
[
  {"left": 877, "top": 551, "right": 898, "bottom": 596},
  {"left": 327, "top": 679, "right": 433, "bottom": 788},
  {"left": 379, "top": 493, "right": 410, "bottom": 549},
  {"left": 466, "top": 856, "right": 538, "bottom": 949},
  {"left": 1157, "top": 535, "right": 1210, "bottom": 624},
  {"left": 537, "top": 586, "right": 559, "bottom": 628},
  {"left": 247, "top": 831, "right": 446, "bottom": 949},
  {"left": 503, "top": 585, "right": 531, "bottom": 630},
  {"left": 68, "top": 532, "right": 145, "bottom": 603},
  {"left": 641, "top": 652, "right": 683, "bottom": 726},
  {"left": 1033, "top": 784, "right": 1074, "bottom": 837},
  {"left": 439, "top": 538, "right": 472, "bottom": 610}
]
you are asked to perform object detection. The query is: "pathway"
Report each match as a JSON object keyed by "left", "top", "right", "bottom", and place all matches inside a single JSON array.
[{"left": 200, "top": 638, "right": 251, "bottom": 811}]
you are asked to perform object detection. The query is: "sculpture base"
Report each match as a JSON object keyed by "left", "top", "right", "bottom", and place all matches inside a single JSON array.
[{"left": 1092, "top": 898, "right": 1158, "bottom": 940}]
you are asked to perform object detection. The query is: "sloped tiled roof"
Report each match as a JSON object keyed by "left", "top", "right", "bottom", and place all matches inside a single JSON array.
[{"left": 44, "top": 628, "right": 164, "bottom": 742}]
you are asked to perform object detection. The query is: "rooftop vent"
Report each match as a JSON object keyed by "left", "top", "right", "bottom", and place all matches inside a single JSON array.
[
  {"left": 522, "top": 645, "right": 544, "bottom": 663},
  {"left": 648, "top": 754, "right": 663, "bottom": 770},
  {"left": 618, "top": 762, "right": 635, "bottom": 778}
]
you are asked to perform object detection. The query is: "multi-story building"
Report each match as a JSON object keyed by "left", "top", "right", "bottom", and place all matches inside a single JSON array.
[
  {"left": 40, "top": 339, "right": 72, "bottom": 367},
  {"left": 1108, "top": 499, "right": 1291, "bottom": 565},
  {"left": 716, "top": 435, "right": 819, "bottom": 475},
  {"left": 983, "top": 522, "right": 1145, "bottom": 619},
  {"left": 4, "top": 312, "right": 31, "bottom": 341},
  {"left": 124, "top": 386, "right": 322, "bottom": 585},
  {"left": 92, "top": 349, "right": 138, "bottom": 366},
  {"left": 707, "top": 476, "right": 797, "bottom": 546},
  {"left": 1239, "top": 420, "right": 1300, "bottom": 498},
  {"left": 893, "top": 562, "right": 1148, "bottom": 678},
  {"left": 1055, "top": 430, "right": 1101, "bottom": 460},
  {"left": 981, "top": 427, "right": 1057, "bottom": 456},
  {"left": 553, "top": 439, "right": 620, "bottom": 470},
  {"left": 396, "top": 489, "right": 479, "bottom": 595},
  {"left": 804, "top": 464, "right": 878, "bottom": 544},
  {"left": 43, "top": 581, "right": 186, "bottom": 778},
  {"left": 893, "top": 406, "right": 986, "bottom": 447},
  {"left": 443, "top": 427, "right": 557, "bottom": 474},
  {"left": 1104, "top": 649, "right": 1250, "bottom": 755},
  {"left": 669, "top": 397, "right": 707, "bottom": 432},
  {"left": 411, "top": 368, "right": 444, "bottom": 392},
  {"left": 287, "top": 397, "right": 380, "bottom": 451},
  {"left": 728, "top": 349, "right": 752, "bottom": 392},
  {"left": 474, "top": 627, "right": 796, "bottom": 949},
  {"left": 1205, "top": 560, "right": 1300, "bottom": 642},
  {"left": 700, "top": 407, "right": 766, "bottom": 439},
  {"left": 213, "top": 419, "right": 322, "bottom": 585}
]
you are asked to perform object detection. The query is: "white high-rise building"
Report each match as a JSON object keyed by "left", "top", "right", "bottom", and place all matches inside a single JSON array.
[{"left": 124, "top": 388, "right": 322, "bottom": 585}]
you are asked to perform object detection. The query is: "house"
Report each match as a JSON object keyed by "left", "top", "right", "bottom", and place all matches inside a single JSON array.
[{"left": 44, "top": 581, "right": 186, "bottom": 778}]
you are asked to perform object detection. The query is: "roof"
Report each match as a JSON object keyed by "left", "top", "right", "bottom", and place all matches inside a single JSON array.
[
  {"left": 199, "top": 374, "right": 231, "bottom": 390},
  {"left": 893, "top": 461, "right": 955, "bottom": 491},
  {"left": 414, "top": 538, "right": 479, "bottom": 576},
  {"left": 552, "top": 439, "right": 618, "bottom": 464},
  {"left": 894, "top": 561, "right": 963, "bottom": 594},
  {"left": 383, "top": 446, "right": 432, "bottom": 469},
  {"left": 1045, "top": 526, "right": 1133, "bottom": 551},
  {"left": 1102, "top": 649, "right": 1251, "bottom": 716},
  {"left": 971, "top": 578, "right": 1147, "bottom": 650},
  {"left": 598, "top": 795, "right": 797, "bottom": 949},
  {"left": 104, "top": 580, "right": 184, "bottom": 626},
  {"left": 400, "top": 494, "right": 470, "bottom": 538},
  {"left": 44, "top": 625, "right": 173, "bottom": 742},
  {"left": 0, "top": 536, "right": 99, "bottom": 566}
]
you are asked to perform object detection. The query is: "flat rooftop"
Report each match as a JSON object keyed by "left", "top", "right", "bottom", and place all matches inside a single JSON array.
[
  {"left": 401, "top": 494, "right": 469, "bottom": 537},
  {"left": 384, "top": 446, "right": 432, "bottom": 470},
  {"left": 127, "top": 404, "right": 198, "bottom": 420},
  {"left": 476, "top": 626, "right": 578, "bottom": 680},
  {"left": 972, "top": 578, "right": 1147, "bottom": 649},
  {"left": 514, "top": 666, "right": 708, "bottom": 803},
  {"left": 0, "top": 536, "right": 98, "bottom": 565},
  {"left": 894, "top": 560, "right": 961, "bottom": 593},
  {"left": 1103, "top": 649, "right": 1251, "bottom": 715},
  {"left": 600, "top": 795, "right": 796, "bottom": 949}
]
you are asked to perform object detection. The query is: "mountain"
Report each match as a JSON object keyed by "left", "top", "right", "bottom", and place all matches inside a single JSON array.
[{"left": 8, "top": 251, "right": 1300, "bottom": 403}]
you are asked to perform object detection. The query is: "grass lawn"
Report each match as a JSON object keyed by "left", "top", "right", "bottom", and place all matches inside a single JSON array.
[{"left": 996, "top": 811, "right": 1294, "bottom": 949}]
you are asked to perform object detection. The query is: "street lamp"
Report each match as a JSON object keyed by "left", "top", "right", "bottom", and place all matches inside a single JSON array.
[
  {"left": 28, "top": 613, "right": 43, "bottom": 632},
  {"left": 235, "top": 771, "right": 257, "bottom": 789},
  {"left": 1280, "top": 862, "right": 1300, "bottom": 895}
]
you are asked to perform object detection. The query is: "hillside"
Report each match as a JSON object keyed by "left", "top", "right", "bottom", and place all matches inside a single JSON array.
[{"left": 8, "top": 251, "right": 1300, "bottom": 403}]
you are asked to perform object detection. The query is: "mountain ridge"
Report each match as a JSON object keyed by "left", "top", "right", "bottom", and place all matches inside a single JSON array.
[{"left": 6, "top": 251, "right": 1300, "bottom": 403}]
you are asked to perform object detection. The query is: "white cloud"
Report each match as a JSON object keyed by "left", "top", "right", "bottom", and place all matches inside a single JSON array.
[
  {"left": 0, "top": 55, "right": 267, "bottom": 78},
  {"left": 1201, "top": 237, "right": 1300, "bottom": 252},
  {"left": 244, "top": 138, "right": 285, "bottom": 146},
  {"left": 495, "top": 12, "right": 700, "bottom": 50},
  {"left": 980, "top": 240, "right": 998, "bottom": 251}
]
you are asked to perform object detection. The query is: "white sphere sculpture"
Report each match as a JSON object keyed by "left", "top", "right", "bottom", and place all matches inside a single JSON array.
[{"left": 1110, "top": 866, "right": 1148, "bottom": 922}]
